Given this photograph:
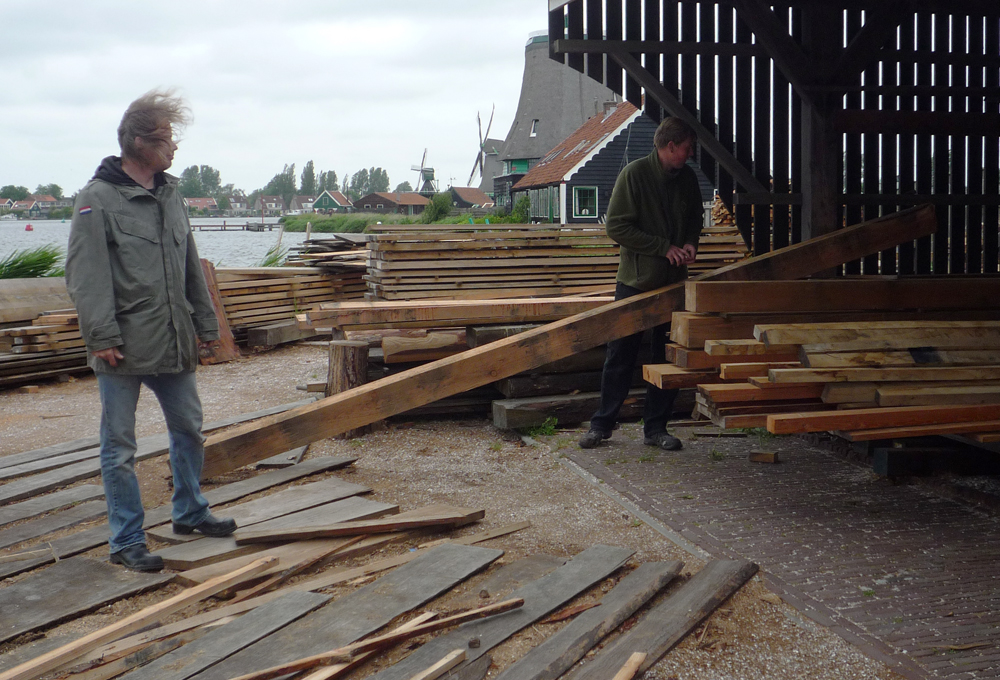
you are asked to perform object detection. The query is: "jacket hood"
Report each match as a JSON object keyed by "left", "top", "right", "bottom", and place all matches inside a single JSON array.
[{"left": 92, "top": 156, "right": 173, "bottom": 189}]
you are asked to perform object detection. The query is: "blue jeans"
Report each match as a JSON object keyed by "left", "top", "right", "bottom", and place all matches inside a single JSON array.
[
  {"left": 589, "top": 282, "right": 679, "bottom": 438},
  {"left": 97, "top": 371, "right": 210, "bottom": 553}
]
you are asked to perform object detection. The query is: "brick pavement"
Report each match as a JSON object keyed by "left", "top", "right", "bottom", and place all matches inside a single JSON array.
[{"left": 564, "top": 425, "right": 1000, "bottom": 680}]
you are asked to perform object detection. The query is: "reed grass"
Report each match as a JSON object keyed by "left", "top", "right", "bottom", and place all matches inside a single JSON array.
[{"left": 0, "top": 244, "right": 65, "bottom": 278}]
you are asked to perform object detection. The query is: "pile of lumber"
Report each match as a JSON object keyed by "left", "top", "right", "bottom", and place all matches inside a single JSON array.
[
  {"left": 283, "top": 234, "right": 369, "bottom": 269},
  {"left": 0, "top": 310, "right": 89, "bottom": 388},
  {"left": 0, "top": 431, "right": 756, "bottom": 680},
  {"left": 213, "top": 266, "right": 366, "bottom": 343},
  {"left": 687, "top": 196, "right": 750, "bottom": 275},
  {"left": 363, "top": 223, "right": 620, "bottom": 301},
  {"left": 644, "top": 277, "right": 1000, "bottom": 443}
]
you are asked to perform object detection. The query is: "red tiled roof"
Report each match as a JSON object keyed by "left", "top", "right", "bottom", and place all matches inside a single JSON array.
[
  {"left": 514, "top": 102, "right": 640, "bottom": 190},
  {"left": 451, "top": 187, "right": 494, "bottom": 207},
  {"left": 366, "top": 192, "right": 430, "bottom": 206},
  {"left": 329, "top": 191, "right": 352, "bottom": 206},
  {"left": 185, "top": 197, "right": 218, "bottom": 209}
]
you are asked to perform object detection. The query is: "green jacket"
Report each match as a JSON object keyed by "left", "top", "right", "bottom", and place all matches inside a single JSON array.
[
  {"left": 66, "top": 157, "right": 219, "bottom": 375},
  {"left": 605, "top": 149, "right": 704, "bottom": 290}
]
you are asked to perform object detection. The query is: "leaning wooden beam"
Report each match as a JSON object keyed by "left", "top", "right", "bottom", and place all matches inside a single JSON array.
[
  {"left": 0, "top": 556, "right": 278, "bottom": 680},
  {"left": 201, "top": 204, "right": 937, "bottom": 477}
]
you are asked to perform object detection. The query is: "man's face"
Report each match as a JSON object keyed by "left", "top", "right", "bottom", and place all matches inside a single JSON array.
[
  {"left": 136, "top": 123, "right": 178, "bottom": 173},
  {"left": 658, "top": 138, "right": 696, "bottom": 172}
]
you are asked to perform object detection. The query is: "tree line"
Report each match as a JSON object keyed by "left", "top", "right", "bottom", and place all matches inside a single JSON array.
[{"left": 1, "top": 184, "right": 64, "bottom": 201}]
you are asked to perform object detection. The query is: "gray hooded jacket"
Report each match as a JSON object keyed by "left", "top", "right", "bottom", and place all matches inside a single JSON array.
[{"left": 66, "top": 156, "right": 219, "bottom": 375}]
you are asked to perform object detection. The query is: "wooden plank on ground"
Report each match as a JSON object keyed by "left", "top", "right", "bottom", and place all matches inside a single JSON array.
[
  {"left": 255, "top": 446, "right": 309, "bottom": 469},
  {"left": 0, "top": 500, "right": 106, "bottom": 551},
  {"left": 234, "top": 504, "right": 483, "bottom": 545},
  {"left": 116, "top": 591, "right": 330, "bottom": 680},
  {"left": 493, "top": 561, "right": 683, "bottom": 680},
  {"left": 686, "top": 278, "right": 1000, "bottom": 313},
  {"left": 0, "top": 557, "right": 276, "bottom": 680},
  {"left": 147, "top": 477, "right": 371, "bottom": 544},
  {"left": 0, "top": 556, "right": 171, "bottom": 646},
  {"left": 186, "top": 543, "right": 504, "bottom": 680},
  {"left": 491, "top": 390, "right": 644, "bottom": 430},
  {"left": 0, "top": 436, "right": 100, "bottom": 470},
  {"left": 201, "top": 204, "right": 938, "bottom": 476},
  {"left": 565, "top": 560, "right": 758, "bottom": 680},
  {"left": 0, "top": 484, "right": 103, "bottom": 528},
  {"left": 365, "top": 545, "right": 635, "bottom": 680},
  {"left": 767, "top": 403, "right": 1000, "bottom": 435},
  {"left": 154, "top": 497, "right": 398, "bottom": 570}
]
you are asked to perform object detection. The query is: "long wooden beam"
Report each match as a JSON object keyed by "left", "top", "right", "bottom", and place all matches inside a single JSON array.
[{"left": 201, "top": 205, "right": 936, "bottom": 478}]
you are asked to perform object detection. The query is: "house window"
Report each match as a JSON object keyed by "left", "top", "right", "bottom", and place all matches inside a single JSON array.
[
  {"left": 364, "top": 204, "right": 371, "bottom": 209},
  {"left": 377, "top": 204, "right": 384, "bottom": 209},
  {"left": 573, "top": 187, "right": 598, "bottom": 218},
  {"left": 529, "top": 119, "right": 539, "bottom": 137}
]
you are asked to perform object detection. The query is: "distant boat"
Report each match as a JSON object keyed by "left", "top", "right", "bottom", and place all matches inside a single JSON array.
[{"left": 24, "top": 224, "right": 33, "bottom": 231}]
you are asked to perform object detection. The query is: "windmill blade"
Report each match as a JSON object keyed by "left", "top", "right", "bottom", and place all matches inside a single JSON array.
[
  {"left": 483, "top": 104, "right": 495, "bottom": 141},
  {"left": 467, "top": 154, "right": 483, "bottom": 187},
  {"left": 421, "top": 148, "right": 428, "bottom": 169}
]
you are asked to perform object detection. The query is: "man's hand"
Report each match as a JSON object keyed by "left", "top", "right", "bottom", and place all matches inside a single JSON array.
[
  {"left": 681, "top": 243, "right": 698, "bottom": 264},
  {"left": 198, "top": 340, "right": 220, "bottom": 351},
  {"left": 665, "top": 245, "right": 692, "bottom": 266},
  {"left": 92, "top": 347, "right": 124, "bottom": 367}
]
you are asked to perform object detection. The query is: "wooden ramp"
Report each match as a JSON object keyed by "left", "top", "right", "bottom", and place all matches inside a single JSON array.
[{"left": 201, "top": 205, "right": 937, "bottom": 478}]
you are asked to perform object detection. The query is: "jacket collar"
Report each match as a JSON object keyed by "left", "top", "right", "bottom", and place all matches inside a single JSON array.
[{"left": 93, "top": 156, "right": 177, "bottom": 197}]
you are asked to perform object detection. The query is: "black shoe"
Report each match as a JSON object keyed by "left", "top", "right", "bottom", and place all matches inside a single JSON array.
[
  {"left": 172, "top": 514, "right": 237, "bottom": 538},
  {"left": 110, "top": 544, "right": 164, "bottom": 572},
  {"left": 643, "top": 433, "right": 682, "bottom": 451},
  {"left": 578, "top": 429, "right": 611, "bottom": 449}
]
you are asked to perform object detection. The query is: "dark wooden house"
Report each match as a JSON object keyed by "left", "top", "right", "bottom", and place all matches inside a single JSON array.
[{"left": 356, "top": 192, "right": 429, "bottom": 216}]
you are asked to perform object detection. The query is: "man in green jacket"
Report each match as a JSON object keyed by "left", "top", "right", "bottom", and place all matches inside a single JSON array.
[
  {"left": 579, "top": 117, "right": 703, "bottom": 451},
  {"left": 66, "top": 90, "right": 236, "bottom": 572}
]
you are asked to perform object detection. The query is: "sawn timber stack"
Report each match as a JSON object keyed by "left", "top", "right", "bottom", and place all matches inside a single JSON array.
[{"left": 200, "top": 204, "right": 937, "bottom": 478}]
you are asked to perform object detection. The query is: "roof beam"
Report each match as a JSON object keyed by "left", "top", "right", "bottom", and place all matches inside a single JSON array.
[
  {"left": 605, "top": 48, "right": 767, "bottom": 194},
  {"left": 554, "top": 39, "right": 766, "bottom": 59}
]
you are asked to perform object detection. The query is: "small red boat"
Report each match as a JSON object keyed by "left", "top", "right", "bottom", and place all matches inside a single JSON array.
[{"left": 24, "top": 224, "right": 33, "bottom": 232}]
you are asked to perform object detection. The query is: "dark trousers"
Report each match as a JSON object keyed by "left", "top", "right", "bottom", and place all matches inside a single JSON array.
[{"left": 589, "top": 282, "right": 678, "bottom": 437}]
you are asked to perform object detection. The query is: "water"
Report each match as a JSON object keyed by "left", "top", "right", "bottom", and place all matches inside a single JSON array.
[{"left": 0, "top": 218, "right": 314, "bottom": 268}]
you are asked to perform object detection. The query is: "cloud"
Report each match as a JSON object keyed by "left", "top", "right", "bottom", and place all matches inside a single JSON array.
[{"left": 0, "top": 0, "right": 545, "bottom": 194}]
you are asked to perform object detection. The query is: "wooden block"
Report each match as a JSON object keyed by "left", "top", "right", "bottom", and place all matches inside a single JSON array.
[
  {"left": 491, "top": 390, "right": 644, "bottom": 430},
  {"left": 17, "top": 385, "right": 39, "bottom": 394},
  {"left": 748, "top": 451, "right": 780, "bottom": 463},
  {"left": 704, "top": 339, "right": 800, "bottom": 356},
  {"left": 719, "top": 361, "right": 801, "bottom": 380},
  {"left": 673, "top": 347, "right": 799, "bottom": 370},
  {"left": 246, "top": 320, "right": 322, "bottom": 347},
  {"left": 767, "top": 403, "right": 1000, "bottom": 435},
  {"left": 382, "top": 330, "right": 467, "bottom": 364},
  {"left": 642, "top": 364, "right": 721, "bottom": 390},
  {"left": 698, "top": 383, "right": 825, "bottom": 403},
  {"left": 234, "top": 504, "right": 485, "bottom": 545}
]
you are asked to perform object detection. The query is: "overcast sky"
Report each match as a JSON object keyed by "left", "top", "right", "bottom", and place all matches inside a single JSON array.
[{"left": 1, "top": 1, "right": 548, "bottom": 197}]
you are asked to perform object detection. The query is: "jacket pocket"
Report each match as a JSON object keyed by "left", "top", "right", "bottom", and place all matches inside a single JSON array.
[{"left": 109, "top": 213, "right": 160, "bottom": 244}]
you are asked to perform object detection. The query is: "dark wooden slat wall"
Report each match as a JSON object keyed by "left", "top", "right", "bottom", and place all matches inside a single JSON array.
[{"left": 550, "top": 1, "right": 998, "bottom": 273}]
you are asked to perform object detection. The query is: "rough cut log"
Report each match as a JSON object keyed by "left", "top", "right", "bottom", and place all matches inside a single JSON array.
[
  {"left": 201, "top": 205, "right": 937, "bottom": 477},
  {"left": 326, "top": 340, "right": 370, "bottom": 439}
]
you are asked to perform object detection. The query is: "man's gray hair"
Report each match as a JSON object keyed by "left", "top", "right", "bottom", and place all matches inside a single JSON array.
[
  {"left": 117, "top": 89, "right": 191, "bottom": 161},
  {"left": 653, "top": 117, "right": 697, "bottom": 149}
]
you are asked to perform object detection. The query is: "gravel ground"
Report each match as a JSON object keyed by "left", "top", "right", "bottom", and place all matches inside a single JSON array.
[{"left": 0, "top": 344, "right": 904, "bottom": 679}]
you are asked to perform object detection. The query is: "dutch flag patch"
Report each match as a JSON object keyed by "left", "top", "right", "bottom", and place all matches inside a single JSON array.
[{"left": 79, "top": 206, "right": 92, "bottom": 215}]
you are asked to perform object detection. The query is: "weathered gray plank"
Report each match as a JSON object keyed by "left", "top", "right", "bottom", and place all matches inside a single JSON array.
[
  {"left": 119, "top": 590, "right": 330, "bottom": 680},
  {"left": 368, "top": 544, "right": 634, "bottom": 680},
  {"left": 0, "top": 457, "right": 356, "bottom": 579},
  {"left": 187, "top": 543, "right": 504, "bottom": 680},
  {"left": 0, "top": 484, "right": 104, "bottom": 528},
  {"left": 0, "top": 500, "right": 106, "bottom": 551},
  {"left": 0, "top": 448, "right": 104, "bottom": 482},
  {"left": 254, "top": 446, "right": 308, "bottom": 469},
  {"left": 0, "top": 435, "right": 100, "bottom": 470},
  {"left": 566, "top": 560, "right": 759, "bottom": 679},
  {"left": 147, "top": 477, "right": 370, "bottom": 544},
  {"left": 0, "top": 556, "right": 170, "bottom": 645},
  {"left": 153, "top": 497, "right": 397, "bottom": 570},
  {"left": 494, "top": 561, "right": 683, "bottom": 680}
]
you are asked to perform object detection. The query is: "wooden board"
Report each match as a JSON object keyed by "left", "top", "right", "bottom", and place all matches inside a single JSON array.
[
  {"left": 718, "top": 362, "right": 802, "bottom": 380},
  {"left": 147, "top": 477, "right": 370, "bottom": 544},
  {"left": 116, "top": 591, "right": 330, "bottom": 680},
  {"left": 685, "top": 278, "right": 1000, "bottom": 313},
  {"left": 756, "top": 320, "right": 1000, "bottom": 347},
  {"left": 766, "top": 403, "right": 1000, "bottom": 435},
  {"left": 366, "top": 545, "right": 635, "bottom": 680},
  {"left": 698, "top": 383, "right": 826, "bottom": 403},
  {"left": 0, "top": 556, "right": 170, "bottom": 645},
  {"left": 642, "top": 365, "right": 722, "bottom": 390},
  {"left": 671, "top": 347, "right": 799, "bottom": 369},
  {"left": 877, "top": 383, "right": 1000, "bottom": 407},
  {"left": 840, "top": 419, "right": 1000, "bottom": 442},
  {"left": 492, "top": 390, "right": 645, "bottom": 430},
  {"left": 493, "top": 561, "right": 683, "bottom": 680},
  {"left": 0, "top": 484, "right": 103, "bottom": 528},
  {"left": 198, "top": 260, "right": 241, "bottom": 365},
  {"left": 0, "top": 436, "right": 100, "bottom": 470},
  {"left": 0, "top": 278, "right": 72, "bottom": 324},
  {"left": 0, "top": 500, "right": 106, "bottom": 551},
  {"left": 767, "top": 365, "right": 1000, "bottom": 384},
  {"left": 154, "top": 497, "right": 398, "bottom": 570},
  {"left": 234, "top": 504, "right": 483, "bottom": 545},
  {"left": 803, "top": 349, "right": 1000, "bottom": 369},
  {"left": 704, "top": 340, "right": 800, "bottom": 356},
  {"left": 186, "top": 543, "right": 504, "bottom": 680},
  {"left": 201, "top": 204, "right": 938, "bottom": 476},
  {"left": 565, "top": 560, "right": 758, "bottom": 679},
  {"left": 0, "top": 448, "right": 105, "bottom": 483}
]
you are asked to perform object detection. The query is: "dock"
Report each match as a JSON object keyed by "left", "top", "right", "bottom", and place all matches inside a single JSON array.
[{"left": 191, "top": 222, "right": 279, "bottom": 232}]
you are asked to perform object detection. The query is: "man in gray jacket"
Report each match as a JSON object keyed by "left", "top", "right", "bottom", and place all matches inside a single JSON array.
[{"left": 67, "top": 90, "right": 236, "bottom": 572}]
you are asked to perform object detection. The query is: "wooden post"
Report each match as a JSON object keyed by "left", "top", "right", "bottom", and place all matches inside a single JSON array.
[{"left": 327, "top": 340, "right": 370, "bottom": 439}]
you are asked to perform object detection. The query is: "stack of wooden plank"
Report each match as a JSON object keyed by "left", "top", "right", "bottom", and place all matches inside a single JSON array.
[
  {"left": 687, "top": 197, "right": 750, "bottom": 275},
  {"left": 214, "top": 267, "right": 366, "bottom": 342},
  {"left": 363, "top": 223, "right": 620, "bottom": 300},
  {"left": 283, "top": 234, "right": 369, "bottom": 269},
  {"left": 0, "top": 310, "right": 89, "bottom": 388},
  {"left": 646, "top": 277, "right": 1000, "bottom": 442}
]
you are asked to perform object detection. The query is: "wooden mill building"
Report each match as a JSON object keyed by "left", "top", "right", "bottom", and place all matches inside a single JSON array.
[{"left": 547, "top": 0, "right": 999, "bottom": 275}]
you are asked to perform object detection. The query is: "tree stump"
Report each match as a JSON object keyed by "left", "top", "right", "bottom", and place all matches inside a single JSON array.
[{"left": 326, "top": 340, "right": 371, "bottom": 439}]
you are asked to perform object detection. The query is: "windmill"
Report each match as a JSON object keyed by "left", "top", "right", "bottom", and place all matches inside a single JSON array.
[
  {"left": 411, "top": 149, "right": 438, "bottom": 195},
  {"left": 467, "top": 105, "right": 495, "bottom": 186}
]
